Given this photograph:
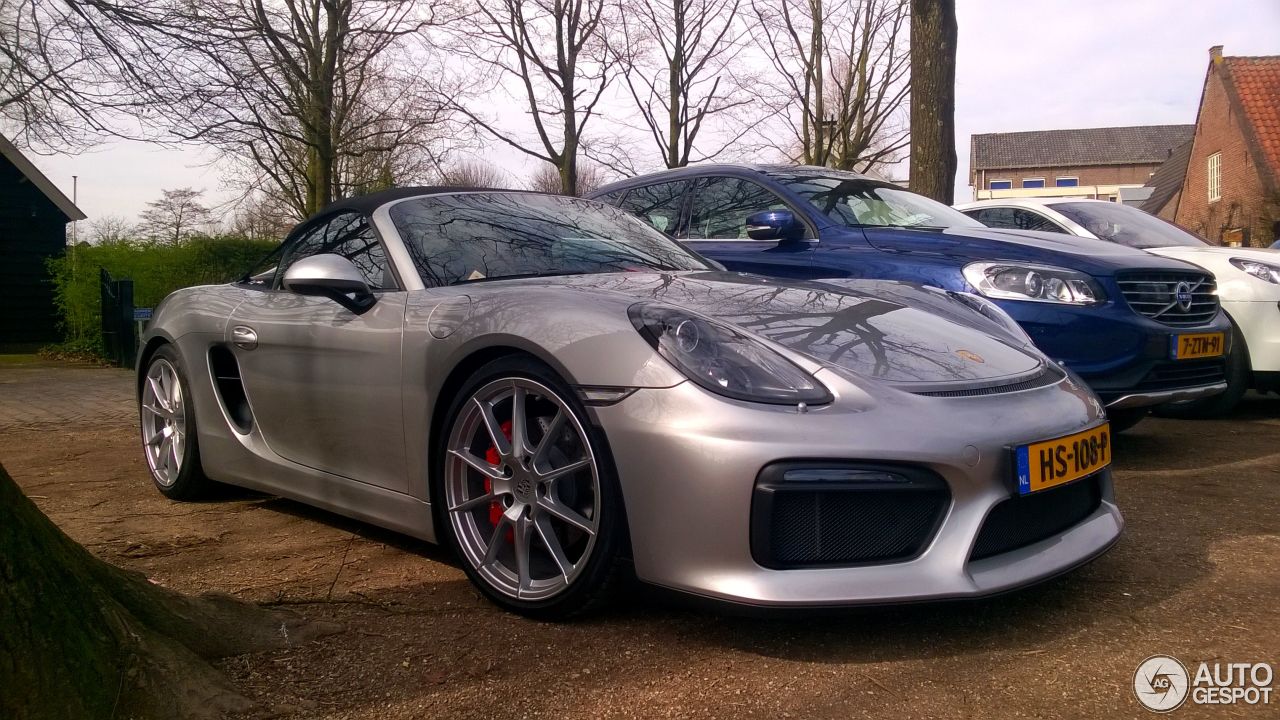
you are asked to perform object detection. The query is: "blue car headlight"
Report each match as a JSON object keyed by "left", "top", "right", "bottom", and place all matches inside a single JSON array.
[
  {"left": 963, "top": 262, "right": 1105, "bottom": 305},
  {"left": 1230, "top": 257, "right": 1280, "bottom": 284},
  {"left": 629, "top": 303, "right": 832, "bottom": 405}
]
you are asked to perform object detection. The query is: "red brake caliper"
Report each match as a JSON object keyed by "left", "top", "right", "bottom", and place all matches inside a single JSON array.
[{"left": 484, "top": 420, "right": 515, "bottom": 543}]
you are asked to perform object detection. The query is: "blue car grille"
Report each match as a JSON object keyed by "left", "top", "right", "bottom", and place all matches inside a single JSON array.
[
  {"left": 1135, "top": 359, "right": 1226, "bottom": 392},
  {"left": 1115, "top": 271, "right": 1219, "bottom": 327}
]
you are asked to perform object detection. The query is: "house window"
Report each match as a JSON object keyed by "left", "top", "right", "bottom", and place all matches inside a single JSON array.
[
  {"left": 989, "top": 179, "right": 1012, "bottom": 190},
  {"left": 1022, "top": 178, "right": 1045, "bottom": 189},
  {"left": 1055, "top": 177, "right": 1079, "bottom": 187},
  {"left": 1208, "top": 152, "right": 1222, "bottom": 202}
]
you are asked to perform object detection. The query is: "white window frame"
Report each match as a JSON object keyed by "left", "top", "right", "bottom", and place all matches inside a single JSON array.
[
  {"left": 988, "top": 179, "right": 1012, "bottom": 190},
  {"left": 1055, "top": 176, "right": 1079, "bottom": 188},
  {"left": 1207, "top": 152, "right": 1222, "bottom": 202},
  {"left": 1021, "top": 177, "right": 1046, "bottom": 189}
]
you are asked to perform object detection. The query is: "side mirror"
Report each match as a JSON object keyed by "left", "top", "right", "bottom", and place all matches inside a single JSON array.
[
  {"left": 282, "top": 254, "right": 376, "bottom": 313},
  {"left": 746, "top": 210, "right": 806, "bottom": 242}
]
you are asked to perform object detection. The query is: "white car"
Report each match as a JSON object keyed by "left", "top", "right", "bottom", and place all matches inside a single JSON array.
[{"left": 957, "top": 198, "right": 1280, "bottom": 416}]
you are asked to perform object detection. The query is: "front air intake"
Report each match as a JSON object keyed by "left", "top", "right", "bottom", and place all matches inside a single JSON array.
[{"left": 751, "top": 463, "right": 950, "bottom": 569}]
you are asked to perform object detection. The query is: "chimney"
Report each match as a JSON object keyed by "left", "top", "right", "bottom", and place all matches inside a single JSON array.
[{"left": 1210, "top": 45, "right": 1224, "bottom": 63}]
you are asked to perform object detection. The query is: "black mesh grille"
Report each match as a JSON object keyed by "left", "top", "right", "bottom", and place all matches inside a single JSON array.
[
  {"left": 1116, "top": 271, "right": 1219, "bottom": 327},
  {"left": 1134, "top": 359, "right": 1226, "bottom": 392},
  {"left": 752, "top": 464, "right": 949, "bottom": 569},
  {"left": 914, "top": 366, "right": 1064, "bottom": 398},
  {"left": 970, "top": 474, "right": 1103, "bottom": 561}
]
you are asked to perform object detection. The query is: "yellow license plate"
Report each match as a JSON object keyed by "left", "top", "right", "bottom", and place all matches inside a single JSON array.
[
  {"left": 1015, "top": 424, "right": 1111, "bottom": 495},
  {"left": 1172, "top": 332, "right": 1225, "bottom": 360}
]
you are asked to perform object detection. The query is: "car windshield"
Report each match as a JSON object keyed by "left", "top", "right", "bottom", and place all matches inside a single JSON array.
[
  {"left": 389, "top": 192, "right": 712, "bottom": 286},
  {"left": 1052, "top": 202, "right": 1206, "bottom": 248},
  {"left": 772, "top": 172, "right": 985, "bottom": 229}
]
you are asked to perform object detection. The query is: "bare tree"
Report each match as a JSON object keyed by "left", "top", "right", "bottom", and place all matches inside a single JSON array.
[
  {"left": 527, "top": 160, "right": 606, "bottom": 196},
  {"left": 0, "top": 0, "right": 139, "bottom": 149},
  {"left": 224, "top": 190, "right": 296, "bottom": 240},
  {"left": 87, "top": 214, "right": 134, "bottom": 244},
  {"left": 119, "top": 0, "right": 456, "bottom": 218},
  {"left": 909, "top": 0, "right": 956, "bottom": 202},
  {"left": 750, "top": 0, "right": 910, "bottom": 173},
  {"left": 450, "top": 0, "right": 619, "bottom": 196},
  {"left": 610, "top": 0, "right": 751, "bottom": 169},
  {"left": 137, "top": 188, "right": 214, "bottom": 245},
  {"left": 438, "top": 159, "right": 514, "bottom": 188}
]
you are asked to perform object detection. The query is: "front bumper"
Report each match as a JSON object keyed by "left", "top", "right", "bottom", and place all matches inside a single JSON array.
[
  {"left": 996, "top": 299, "right": 1232, "bottom": 408},
  {"left": 592, "top": 369, "right": 1122, "bottom": 607},
  {"left": 1222, "top": 299, "right": 1280, "bottom": 374}
]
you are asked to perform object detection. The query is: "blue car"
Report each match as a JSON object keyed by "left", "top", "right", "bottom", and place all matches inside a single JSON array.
[{"left": 591, "top": 165, "right": 1232, "bottom": 431}]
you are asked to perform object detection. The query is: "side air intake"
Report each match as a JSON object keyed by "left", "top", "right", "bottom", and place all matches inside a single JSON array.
[{"left": 209, "top": 345, "right": 254, "bottom": 433}]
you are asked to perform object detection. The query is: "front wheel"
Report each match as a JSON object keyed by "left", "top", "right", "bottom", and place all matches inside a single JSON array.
[
  {"left": 435, "top": 356, "right": 625, "bottom": 619},
  {"left": 140, "top": 345, "right": 214, "bottom": 500}
]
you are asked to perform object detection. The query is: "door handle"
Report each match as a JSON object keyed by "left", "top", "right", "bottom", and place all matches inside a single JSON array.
[{"left": 231, "top": 325, "right": 258, "bottom": 350}]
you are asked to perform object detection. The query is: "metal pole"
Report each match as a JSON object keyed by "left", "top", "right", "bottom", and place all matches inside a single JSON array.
[{"left": 71, "top": 175, "right": 78, "bottom": 243}]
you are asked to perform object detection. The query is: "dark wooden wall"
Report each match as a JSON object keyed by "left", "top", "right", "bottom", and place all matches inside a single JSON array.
[{"left": 0, "top": 155, "right": 70, "bottom": 348}]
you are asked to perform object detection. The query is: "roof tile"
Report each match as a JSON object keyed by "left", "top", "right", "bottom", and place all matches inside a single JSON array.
[
  {"left": 971, "top": 125, "right": 1194, "bottom": 171},
  {"left": 1224, "top": 56, "right": 1280, "bottom": 183}
]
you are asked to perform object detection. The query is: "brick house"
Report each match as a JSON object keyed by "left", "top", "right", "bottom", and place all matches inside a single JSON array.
[
  {"left": 969, "top": 125, "right": 1193, "bottom": 202},
  {"left": 1171, "top": 47, "right": 1280, "bottom": 247}
]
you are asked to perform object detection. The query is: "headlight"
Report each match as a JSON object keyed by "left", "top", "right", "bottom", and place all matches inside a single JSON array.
[
  {"left": 1230, "top": 257, "right": 1280, "bottom": 284},
  {"left": 629, "top": 303, "right": 832, "bottom": 405},
  {"left": 963, "top": 262, "right": 1104, "bottom": 305},
  {"left": 947, "top": 291, "right": 1035, "bottom": 346}
]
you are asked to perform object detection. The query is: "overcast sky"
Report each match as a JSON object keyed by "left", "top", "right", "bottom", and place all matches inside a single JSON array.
[{"left": 27, "top": 0, "right": 1280, "bottom": 227}]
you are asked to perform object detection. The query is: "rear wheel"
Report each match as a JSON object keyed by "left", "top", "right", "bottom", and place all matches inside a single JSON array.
[
  {"left": 435, "top": 357, "right": 624, "bottom": 619},
  {"left": 140, "top": 345, "right": 213, "bottom": 499},
  {"left": 1106, "top": 407, "right": 1148, "bottom": 434}
]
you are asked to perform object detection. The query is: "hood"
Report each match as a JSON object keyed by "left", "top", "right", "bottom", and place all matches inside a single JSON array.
[
  {"left": 855, "top": 225, "right": 1206, "bottom": 276},
  {"left": 524, "top": 271, "right": 1047, "bottom": 388},
  {"left": 1148, "top": 245, "right": 1280, "bottom": 264}
]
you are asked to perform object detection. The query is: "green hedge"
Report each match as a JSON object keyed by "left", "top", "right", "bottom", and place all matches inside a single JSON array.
[{"left": 48, "top": 236, "right": 278, "bottom": 353}]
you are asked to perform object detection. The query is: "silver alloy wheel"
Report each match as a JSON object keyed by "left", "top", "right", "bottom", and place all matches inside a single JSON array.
[
  {"left": 444, "top": 377, "right": 601, "bottom": 601},
  {"left": 141, "top": 358, "right": 187, "bottom": 487}
]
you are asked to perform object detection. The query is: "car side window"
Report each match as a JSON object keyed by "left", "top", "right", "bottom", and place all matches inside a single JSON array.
[
  {"left": 595, "top": 189, "right": 628, "bottom": 207},
  {"left": 687, "top": 177, "right": 793, "bottom": 240},
  {"left": 617, "top": 181, "right": 688, "bottom": 235},
  {"left": 973, "top": 207, "right": 1067, "bottom": 234},
  {"left": 276, "top": 212, "right": 396, "bottom": 290}
]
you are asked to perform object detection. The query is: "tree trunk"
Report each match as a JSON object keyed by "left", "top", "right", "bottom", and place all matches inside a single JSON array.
[
  {"left": 0, "top": 463, "right": 338, "bottom": 720},
  {"left": 908, "top": 0, "right": 957, "bottom": 204}
]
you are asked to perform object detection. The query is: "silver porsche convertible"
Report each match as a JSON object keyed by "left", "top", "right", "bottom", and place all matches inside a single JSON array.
[{"left": 137, "top": 188, "right": 1122, "bottom": 617}]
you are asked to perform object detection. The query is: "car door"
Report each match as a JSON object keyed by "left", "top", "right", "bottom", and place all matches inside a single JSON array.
[
  {"left": 615, "top": 180, "right": 690, "bottom": 236},
  {"left": 228, "top": 211, "right": 410, "bottom": 492},
  {"left": 682, "top": 176, "right": 819, "bottom": 278}
]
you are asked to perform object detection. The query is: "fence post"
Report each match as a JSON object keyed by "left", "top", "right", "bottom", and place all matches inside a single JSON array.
[{"left": 99, "top": 269, "right": 136, "bottom": 368}]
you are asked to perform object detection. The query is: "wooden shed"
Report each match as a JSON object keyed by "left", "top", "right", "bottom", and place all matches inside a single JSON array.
[{"left": 0, "top": 133, "right": 85, "bottom": 351}]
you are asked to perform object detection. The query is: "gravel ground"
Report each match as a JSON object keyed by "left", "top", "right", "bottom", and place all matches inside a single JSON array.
[{"left": 2, "top": 359, "right": 1278, "bottom": 718}]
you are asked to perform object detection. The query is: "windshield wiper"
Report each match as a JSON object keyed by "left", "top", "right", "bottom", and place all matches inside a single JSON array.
[
  {"left": 449, "top": 270, "right": 586, "bottom": 285},
  {"left": 850, "top": 223, "right": 949, "bottom": 230}
]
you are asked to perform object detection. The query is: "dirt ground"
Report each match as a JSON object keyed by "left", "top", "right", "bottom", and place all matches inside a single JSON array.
[{"left": 2, "top": 358, "right": 1278, "bottom": 719}]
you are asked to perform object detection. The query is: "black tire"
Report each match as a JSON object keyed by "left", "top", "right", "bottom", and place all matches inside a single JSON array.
[
  {"left": 139, "top": 345, "right": 214, "bottom": 500},
  {"left": 1107, "top": 407, "right": 1148, "bottom": 434},
  {"left": 1154, "top": 326, "right": 1250, "bottom": 419},
  {"left": 433, "top": 356, "right": 626, "bottom": 620}
]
